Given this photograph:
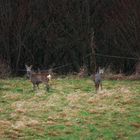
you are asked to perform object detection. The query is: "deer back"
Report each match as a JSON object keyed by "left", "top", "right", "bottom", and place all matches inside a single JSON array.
[{"left": 30, "top": 72, "right": 50, "bottom": 84}]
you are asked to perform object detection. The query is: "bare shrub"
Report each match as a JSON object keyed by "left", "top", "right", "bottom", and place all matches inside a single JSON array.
[
  {"left": 102, "top": 65, "right": 126, "bottom": 80},
  {"left": 106, "top": 74, "right": 126, "bottom": 80},
  {"left": 103, "top": 63, "right": 140, "bottom": 80},
  {"left": 0, "top": 58, "right": 11, "bottom": 78},
  {"left": 127, "top": 75, "right": 140, "bottom": 80}
]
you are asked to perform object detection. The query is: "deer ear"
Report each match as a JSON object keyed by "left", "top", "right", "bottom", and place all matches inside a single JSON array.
[
  {"left": 30, "top": 65, "right": 33, "bottom": 69},
  {"left": 25, "top": 64, "right": 28, "bottom": 69}
]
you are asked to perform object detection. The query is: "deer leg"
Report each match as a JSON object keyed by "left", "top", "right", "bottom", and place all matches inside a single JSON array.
[
  {"left": 95, "top": 83, "right": 99, "bottom": 93},
  {"left": 45, "top": 83, "right": 50, "bottom": 92},
  {"left": 100, "top": 82, "right": 102, "bottom": 90},
  {"left": 36, "top": 83, "right": 39, "bottom": 89},
  {"left": 33, "top": 84, "right": 36, "bottom": 90}
]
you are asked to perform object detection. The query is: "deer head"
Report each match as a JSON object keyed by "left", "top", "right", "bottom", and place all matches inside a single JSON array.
[
  {"left": 99, "top": 67, "right": 104, "bottom": 74},
  {"left": 25, "top": 64, "right": 33, "bottom": 78}
]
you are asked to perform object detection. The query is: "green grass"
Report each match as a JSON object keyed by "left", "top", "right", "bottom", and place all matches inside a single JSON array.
[{"left": 0, "top": 76, "right": 140, "bottom": 140}]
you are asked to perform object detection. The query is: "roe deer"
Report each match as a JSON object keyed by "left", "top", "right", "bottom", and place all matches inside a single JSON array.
[
  {"left": 25, "top": 65, "right": 51, "bottom": 91},
  {"left": 93, "top": 68, "right": 104, "bottom": 93},
  {"left": 78, "top": 67, "right": 87, "bottom": 78}
]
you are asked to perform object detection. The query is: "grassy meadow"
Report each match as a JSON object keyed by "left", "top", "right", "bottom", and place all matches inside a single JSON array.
[{"left": 0, "top": 76, "right": 140, "bottom": 140}]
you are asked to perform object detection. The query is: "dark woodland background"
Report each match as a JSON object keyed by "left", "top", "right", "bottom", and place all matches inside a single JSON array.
[{"left": 0, "top": 0, "right": 140, "bottom": 75}]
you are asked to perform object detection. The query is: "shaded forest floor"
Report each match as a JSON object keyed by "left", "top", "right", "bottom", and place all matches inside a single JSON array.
[{"left": 0, "top": 76, "right": 140, "bottom": 140}]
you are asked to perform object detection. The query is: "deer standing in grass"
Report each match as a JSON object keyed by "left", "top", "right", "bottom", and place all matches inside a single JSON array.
[
  {"left": 25, "top": 65, "right": 51, "bottom": 91},
  {"left": 93, "top": 68, "right": 104, "bottom": 93}
]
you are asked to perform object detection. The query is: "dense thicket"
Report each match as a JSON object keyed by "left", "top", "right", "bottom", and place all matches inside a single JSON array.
[{"left": 0, "top": 0, "right": 139, "bottom": 74}]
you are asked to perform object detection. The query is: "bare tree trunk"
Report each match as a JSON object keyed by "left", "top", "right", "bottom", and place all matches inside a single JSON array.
[
  {"left": 90, "top": 30, "right": 96, "bottom": 73},
  {"left": 15, "top": 33, "right": 22, "bottom": 73}
]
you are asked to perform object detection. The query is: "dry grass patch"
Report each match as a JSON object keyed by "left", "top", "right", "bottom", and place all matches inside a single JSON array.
[
  {"left": 0, "top": 120, "right": 12, "bottom": 136},
  {"left": 67, "top": 93, "right": 81, "bottom": 104},
  {"left": 11, "top": 116, "right": 41, "bottom": 130},
  {"left": 3, "top": 93, "right": 21, "bottom": 100},
  {"left": 0, "top": 108, "right": 3, "bottom": 113},
  {"left": 87, "top": 85, "right": 134, "bottom": 116},
  {"left": 131, "top": 123, "right": 140, "bottom": 128}
]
